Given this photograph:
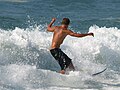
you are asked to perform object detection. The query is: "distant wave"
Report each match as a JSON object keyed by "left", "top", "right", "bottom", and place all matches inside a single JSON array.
[{"left": 0, "top": 0, "right": 28, "bottom": 3}]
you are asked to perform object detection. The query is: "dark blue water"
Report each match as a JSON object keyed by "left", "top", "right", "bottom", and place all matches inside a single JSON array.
[{"left": 0, "top": 0, "right": 120, "bottom": 32}]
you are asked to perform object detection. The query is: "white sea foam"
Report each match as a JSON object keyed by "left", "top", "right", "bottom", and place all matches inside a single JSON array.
[{"left": 0, "top": 25, "right": 120, "bottom": 90}]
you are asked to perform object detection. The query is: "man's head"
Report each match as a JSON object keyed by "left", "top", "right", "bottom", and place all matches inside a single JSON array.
[{"left": 61, "top": 18, "right": 70, "bottom": 25}]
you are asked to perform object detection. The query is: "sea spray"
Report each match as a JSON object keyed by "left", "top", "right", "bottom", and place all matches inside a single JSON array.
[{"left": 0, "top": 25, "right": 119, "bottom": 89}]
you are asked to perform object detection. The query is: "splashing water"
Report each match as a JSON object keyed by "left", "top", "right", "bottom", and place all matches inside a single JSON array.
[{"left": 0, "top": 25, "right": 120, "bottom": 90}]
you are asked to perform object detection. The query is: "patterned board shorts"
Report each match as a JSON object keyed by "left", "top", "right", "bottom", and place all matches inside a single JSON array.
[{"left": 50, "top": 48, "right": 71, "bottom": 70}]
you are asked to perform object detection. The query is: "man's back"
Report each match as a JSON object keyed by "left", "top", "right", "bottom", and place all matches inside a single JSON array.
[
  {"left": 51, "top": 26, "right": 68, "bottom": 49},
  {"left": 47, "top": 18, "right": 94, "bottom": 49}
]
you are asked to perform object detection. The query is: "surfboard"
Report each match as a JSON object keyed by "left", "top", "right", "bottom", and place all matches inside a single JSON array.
[{"left": 92, "top": 68, "right": 107, "bottom": 76}]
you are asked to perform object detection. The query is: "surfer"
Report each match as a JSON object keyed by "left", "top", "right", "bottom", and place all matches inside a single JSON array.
[{"left": 47, "top": 18, "right": 94, "bottom": 74}]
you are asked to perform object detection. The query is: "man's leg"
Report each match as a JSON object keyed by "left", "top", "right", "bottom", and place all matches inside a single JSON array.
[
  {"left": 59, "top": 62, "right": 75, "bottom": 74},
  {"left": 68, "top": 62, "right": 75, "bottom": 71}
]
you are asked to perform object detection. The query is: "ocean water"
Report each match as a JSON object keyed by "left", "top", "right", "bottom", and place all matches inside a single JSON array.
[{"left": 0, "top": 0, "right": 120, "bottom": 90}]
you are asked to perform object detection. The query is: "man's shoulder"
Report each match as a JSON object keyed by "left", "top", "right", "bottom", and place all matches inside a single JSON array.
[
  {"left": 62, "top": 29, "right": 73, "bottom": 34},
  {"left": 53, "top": 26, "right": 60, "bottom": 29},
  {"left": 63, "top": 29, "right": 72, "bottom": 32}
]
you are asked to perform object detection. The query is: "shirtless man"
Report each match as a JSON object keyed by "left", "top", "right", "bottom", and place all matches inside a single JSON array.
[{"left": 47, "top": 18, "right": 94, "bottom": 74}]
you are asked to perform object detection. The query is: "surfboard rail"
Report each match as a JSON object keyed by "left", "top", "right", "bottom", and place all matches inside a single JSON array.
[{"left": 92, "top": 68, "right": 107, "bottom": 76}]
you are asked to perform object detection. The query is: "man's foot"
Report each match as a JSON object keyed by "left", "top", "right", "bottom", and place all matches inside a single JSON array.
[{"left": 59, "top": 70, "right": 65, "bottom": 74}]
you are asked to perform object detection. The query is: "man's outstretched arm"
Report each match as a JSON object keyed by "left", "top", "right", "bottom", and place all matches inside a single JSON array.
[
  {"left": 64, "top": 30, "right": 94, "bottom": 37},
  {"left": 47, "top": 18, "right": 56, "bottom": 32}
]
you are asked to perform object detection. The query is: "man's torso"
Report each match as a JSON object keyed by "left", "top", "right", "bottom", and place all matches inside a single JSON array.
[{"left": 51, "top": 26, "right": 68, "bottom": 49}]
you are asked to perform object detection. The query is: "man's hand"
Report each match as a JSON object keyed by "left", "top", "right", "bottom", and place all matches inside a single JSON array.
[
  {"left": 88, "top": 33, "right": 94, "bottom": 37},
  {"left": 47, "top": 18, "right": 56, "bottom": 32},
  {"left": 52, "top": 18, "right": 56, "bottom": 22}
]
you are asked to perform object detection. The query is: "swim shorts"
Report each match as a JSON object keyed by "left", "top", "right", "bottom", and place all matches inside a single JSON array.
[{"left": 50, "top": 48, "right": 71, "bottom": 70}]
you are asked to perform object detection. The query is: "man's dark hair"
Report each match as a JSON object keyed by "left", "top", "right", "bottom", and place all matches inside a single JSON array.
[{"left": 61, "top": 18, "right": 70, "bottom": 25}]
